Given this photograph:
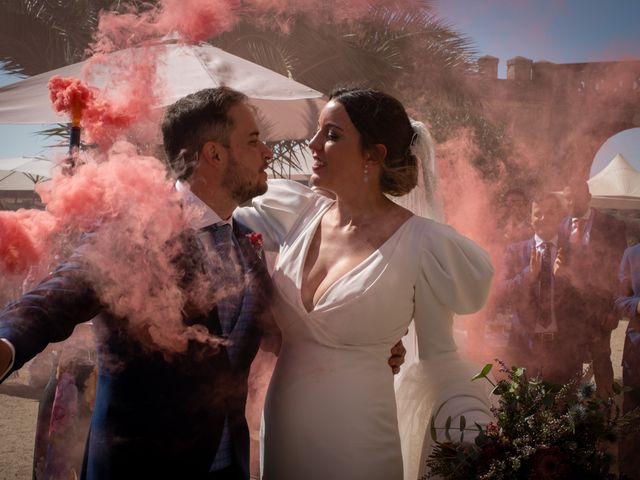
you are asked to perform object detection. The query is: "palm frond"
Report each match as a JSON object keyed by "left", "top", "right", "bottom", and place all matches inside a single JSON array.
[
  {"left": 213, "top": 24, "right": 300, "bottom": 78},
  {"left": 0, "top": 0, "right": 139, "bottom": 74},
  {"left": 267, "top": 141, "right": 310, "bottom": 179}
]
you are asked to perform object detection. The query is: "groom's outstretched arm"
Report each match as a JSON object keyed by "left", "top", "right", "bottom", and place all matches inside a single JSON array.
[{"left": 0, "top": 261, "right": 101, "bottom": 382}]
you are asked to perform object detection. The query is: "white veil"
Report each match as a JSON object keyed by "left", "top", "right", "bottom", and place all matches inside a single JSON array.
[
  {"left": 391, "top": 120, "right": 494, "bottom": 480},
  {"left": 390, "top": 120, "right": 442, "bottom": 223},
  {"left": 390, "top": 119, "right": 442, "bottom": 370}
]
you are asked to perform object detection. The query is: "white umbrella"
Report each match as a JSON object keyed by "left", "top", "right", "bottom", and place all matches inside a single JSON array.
[
  {"left": 0, "top": 171, "right": 40, "bottom": 191},
  {"left": 0, "top": 155, "right": 51, "bottom": 191},
  {"left": 0, "top": 41, "right": 326, "bottom": 141},
  {"left": 0, "top": 155, "right": 52, "bottom": 178}
]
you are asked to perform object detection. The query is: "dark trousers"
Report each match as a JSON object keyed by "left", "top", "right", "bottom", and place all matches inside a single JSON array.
[
  {"left": 206, "top": 461, "right": 245, "bottom": 480},
  {"left": 511, "top": 331, "right": 583, "bottom": 385},
  {"left": 588, "top": 327, "right": 615, "bottom": 399}
]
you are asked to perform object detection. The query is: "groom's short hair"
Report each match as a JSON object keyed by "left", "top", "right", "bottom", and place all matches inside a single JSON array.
[{"left": 161, "top": 87, "right": 248, "bottom": 181}]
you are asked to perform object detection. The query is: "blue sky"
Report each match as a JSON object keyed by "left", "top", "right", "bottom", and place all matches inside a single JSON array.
[
  {"left": 0, "top": 68, "right": 59, "bottom": 160},
  {"left": 436, "top": 0, "right": 640, "bottom": 73},
  {"left": 434, "top": 0, "right": 640, "bottom": 174},
  {"left": 1, "top": 0, "right": 639, "bottom": 174}
]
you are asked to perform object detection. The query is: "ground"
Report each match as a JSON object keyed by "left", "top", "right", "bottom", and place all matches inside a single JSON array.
[{"left": 0, "top": 322, "right": 628, "bottom": 479}]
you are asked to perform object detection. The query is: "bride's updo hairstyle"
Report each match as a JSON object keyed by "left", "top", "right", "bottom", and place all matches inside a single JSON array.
[{"left": 329, "top": 88, "right": 418, "bottom": 196}]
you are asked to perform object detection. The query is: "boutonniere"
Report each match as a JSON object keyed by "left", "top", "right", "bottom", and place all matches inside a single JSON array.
[{"left": 246, "top": 232, "right": 264, "bottom": 258}]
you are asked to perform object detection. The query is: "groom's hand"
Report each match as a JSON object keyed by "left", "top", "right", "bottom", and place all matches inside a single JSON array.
[{"left": 388, "top": 340, "right": 406, "bottom": 375}]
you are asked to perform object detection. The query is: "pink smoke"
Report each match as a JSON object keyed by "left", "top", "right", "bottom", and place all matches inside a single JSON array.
[
  {"left": 45, "top": 0, "right": 431, "bottom": 151},
  {"left": 0, "top": 209, "right": 57, "bottom": 276},
  {"left": 48, "top": 75, "right": 144, "bottom": 150},
  {"left": 157, "top": 0, "right": 239, "bottom": 43},
  {"left": 48, "top": 76, "right": 95, "bottom": 124},
  {"left": 31, "top": 141, "right": 230, "bottom": 354},
  {"left": 245, "top": 0, "right": 422, "bottom": 23},
  {"left": 93, "top": 0, "right": 238, "bottom": 54},
  {"left": 71, "top": 0, "right": 241, "bottom": 150},
  {"left": 0, "top": 141, "right": 228, "bottom": 355},
  {"left": 436, "top": 128, "right": 499, "bottom": 246}
]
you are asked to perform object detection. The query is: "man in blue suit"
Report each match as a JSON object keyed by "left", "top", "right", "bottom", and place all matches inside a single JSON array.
[
  {"left": 614, "top": 243, "right": 640, "bottom": 478},
  {"left": 561, "top": 180, "right": 627, "bottom": 399},
  {"left": 0, "top": 87, "right": 278, "bottom": 480},
  {"left": 499, "top": 192, "right": 584, "bottom": 384}
]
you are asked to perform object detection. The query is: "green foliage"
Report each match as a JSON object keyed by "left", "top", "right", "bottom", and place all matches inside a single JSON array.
[
  {"left": 0, "top": 0, "right": 134, "bottom": 75},
  {"left": 425, "top": 361, "right": 640, "bottom": 480},
  {"left": 0, "top": 0, "right": 510, "bottom": 181}
]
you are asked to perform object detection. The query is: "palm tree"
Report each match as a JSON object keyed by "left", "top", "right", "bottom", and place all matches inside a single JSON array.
[
  {"left": 213, "top": 5, "right": 477, "bottom": 106},
  {"left": 211, "top": 3, "right": 513, "bottom": 177},
  {"left": 212, "top": 5, "right": 512, "bottom": 179},
  {"left": 0, "top": 0, "right": 511, "bottom": 179},
  {"left": 0, "top": 0, "right": 149, "bottom": 75}
]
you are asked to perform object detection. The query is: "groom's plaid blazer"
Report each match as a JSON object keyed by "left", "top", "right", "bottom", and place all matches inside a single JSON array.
[{"left": 0, "top": 219, "right": 276, "bottom": 480}]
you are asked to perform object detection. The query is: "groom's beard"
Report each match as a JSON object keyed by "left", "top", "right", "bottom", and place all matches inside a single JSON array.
[{"left": 223, "top": 151, "right": 268, "bottom": 205}]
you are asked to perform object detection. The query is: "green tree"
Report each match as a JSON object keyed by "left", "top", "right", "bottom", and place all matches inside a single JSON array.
[{"left": 0, "top": 0, "right": 511, "bottom": 181}]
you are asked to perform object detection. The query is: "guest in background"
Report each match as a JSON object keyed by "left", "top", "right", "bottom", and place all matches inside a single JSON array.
[
  {"left": 561, "top": 179, "right": 627, "bottom": 399},
  {"left": 614, "top": 243, "right": 640, "bottom": 478},
  {"left": 498, "top": 192, "right": 583, "bottom": 384},
  {"left": 497, "top": 188, "right": 533, "bottom": 244}
]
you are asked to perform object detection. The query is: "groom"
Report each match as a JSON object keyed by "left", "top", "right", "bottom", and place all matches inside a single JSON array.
[
  {"left": 0, "top": 86, "right": 276, "bottom": 480},
  {"left": 0, "top": 87, "right": 405, "bottom": 479}
]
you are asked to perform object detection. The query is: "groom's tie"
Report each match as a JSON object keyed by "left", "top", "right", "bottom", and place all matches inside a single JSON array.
[
  {"left": 204, "top": 222, "right": 244, "bottom": 335},
  {"left": 204, "top": 222, "right": 242, "bottom": 472}
]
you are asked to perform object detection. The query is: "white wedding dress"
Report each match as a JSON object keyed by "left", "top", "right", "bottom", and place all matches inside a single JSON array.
[{"left": 235, "top": 179, "right": 494, "bottom": 480}]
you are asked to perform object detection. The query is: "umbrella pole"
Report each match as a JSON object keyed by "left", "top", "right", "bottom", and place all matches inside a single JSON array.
[
  {"left": 69, "top": 125, "right": 81, "bottom": 153},
  {"left": 64, "top": 106, "right": 82, "bottom": 174}
]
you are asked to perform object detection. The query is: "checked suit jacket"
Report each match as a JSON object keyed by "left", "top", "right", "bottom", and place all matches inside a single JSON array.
[{"left": 0, "top": 220, "right": 275, "bottom": 480}]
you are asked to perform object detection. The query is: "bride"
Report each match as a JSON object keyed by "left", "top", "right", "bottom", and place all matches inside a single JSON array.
[{"left": 235, "top": 87, "right": 493, "bottom": 480}]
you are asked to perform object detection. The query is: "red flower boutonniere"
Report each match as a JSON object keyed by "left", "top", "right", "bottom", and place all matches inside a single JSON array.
[{"left": 246, "top": 232, "right": 264, "bottom": 258}]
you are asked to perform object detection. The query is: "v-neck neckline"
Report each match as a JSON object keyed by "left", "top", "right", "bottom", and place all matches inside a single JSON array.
[{"left": 298, "top": 205, "right": 415, "bottom": 314}]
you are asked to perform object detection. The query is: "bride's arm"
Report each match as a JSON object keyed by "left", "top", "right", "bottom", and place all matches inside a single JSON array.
[
  {"left": 413, "top": 222, "right": 495, "bottom": 442},
  {"left": 234, "top": 179, "right": 321, "bottom": 251}
]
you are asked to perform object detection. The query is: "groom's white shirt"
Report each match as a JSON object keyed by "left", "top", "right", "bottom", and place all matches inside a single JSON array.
[{"left": 176, "top": 180, "right": 231, "bottom": 229}]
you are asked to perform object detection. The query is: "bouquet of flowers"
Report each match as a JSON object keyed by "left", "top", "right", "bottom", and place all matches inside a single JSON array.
[{"left": 425, "top": 362, "right": 639, "bottom": 479}]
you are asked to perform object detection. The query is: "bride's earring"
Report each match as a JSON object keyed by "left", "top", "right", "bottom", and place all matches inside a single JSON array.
[{"left": 364, "top": 164, "right": 369, "bottom": 183}]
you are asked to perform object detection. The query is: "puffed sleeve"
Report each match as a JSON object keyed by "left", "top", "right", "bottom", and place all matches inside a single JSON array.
[
  {"left": 233, "top": 179, "right": 322, "bottom": 252},
  {"left": 397, "top": 221, "right": 495, "bottom": 476},
  {"left": 418, "top": 222, "right": 493, "bottom": 316}
]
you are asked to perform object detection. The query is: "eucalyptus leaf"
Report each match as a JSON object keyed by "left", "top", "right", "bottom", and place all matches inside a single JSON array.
[
  {"left": 471, "top": 363, "right": 493, "bottom": 381},
  {"left": 429, "top": 414, "right": 437, "bottom": 442},
  {"left": 444, "top": 415, "right": 452, "bottom": 441}
]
